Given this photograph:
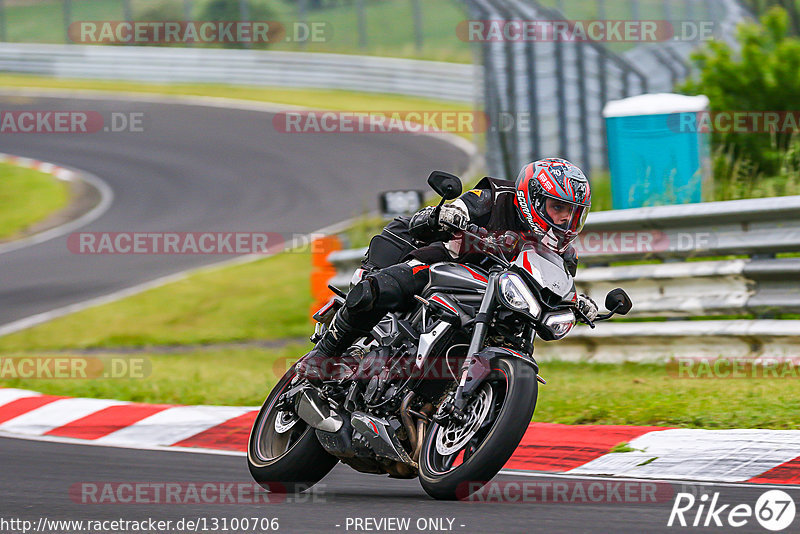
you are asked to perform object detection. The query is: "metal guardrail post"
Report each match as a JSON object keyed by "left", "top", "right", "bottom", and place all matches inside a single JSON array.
[
  {"left": 686, "top": 0, "right": 695, "bottom": 23},
  {"left": 0, "top": 0, "right": 6, "bottom": 42},
  {"left": 356, "top": 0, "right": 367, "bottom": 50},
  {"left": 553, "top": 14, "right": 568, "bottom": 159},
  {"left": 524, "top": 31, "right": 540, "bottom": 162},
  {"left": 576, "top": 42, "right": 590, "bottom": 169},
  {"left": 650, "top": 47, "right": 679, "bottom": 87},
  {"left": 63, "top": 0, "right": 72, "bottom": 44},
  {"left": 411, "top": 0, "right": 423, "bottom": 53},
  {"left": 630, "top": 0, "right": 640, "bottom": 22},
  {"left": 663, "top": 45, "right": 691, "bottom": 80},
  {"left": 238, "top": 0, "right": 252, "bottom": 49},
  {"left": 596, "top": 0, "right": 609, "bottom": 169}
]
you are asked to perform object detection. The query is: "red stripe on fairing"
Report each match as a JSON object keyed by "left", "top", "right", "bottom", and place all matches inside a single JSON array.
[
  {"left": 431, "top": 295, "right": 458, "bottom": 314},
  {"left": 503, "top": 348, "right": 527, "bottom": 359},
  {"left": 521, "top": 251, "right": 534, "bottom": 276},
  {"left": 504, "top": 423, "right": 672, "bottom": 472},
  {"left": 173, "top": 411, "right": 258, "bottom": 452},
  {"left": 412, "top": 264, "right": 430, "bottom": 274},
  {"left": 0, "top": 395, "right": 67, "bottom": 424},
  {"left": 45, "top": 403, "right": 174, "bottom": 440},
  {"left": 461, "top": 265, "right": 488, "bottom": 283}
]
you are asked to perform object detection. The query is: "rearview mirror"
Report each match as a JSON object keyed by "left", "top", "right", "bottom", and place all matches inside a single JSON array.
[
  {"left": 605, "top": 288, "right": 632, "bottom": 315},
  {"left": 427, "top": 171, "right": 462, "bottom": 200}
]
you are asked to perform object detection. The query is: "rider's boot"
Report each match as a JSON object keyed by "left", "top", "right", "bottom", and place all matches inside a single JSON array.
[{"left": 295, "top": 306, "right": 373, "bottom": 382}]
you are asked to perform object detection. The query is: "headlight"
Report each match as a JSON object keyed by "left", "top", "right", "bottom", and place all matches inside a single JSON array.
[
  {"left": 544, "top": 311, "right": 575, "bottom": 339},
  {"left": 498, "top": 273, "right": 541, "bottom": 318}
]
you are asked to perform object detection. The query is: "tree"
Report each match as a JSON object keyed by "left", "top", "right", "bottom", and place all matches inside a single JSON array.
[{"left": 681, "top": 7, "right": 800, "bottom": 175}]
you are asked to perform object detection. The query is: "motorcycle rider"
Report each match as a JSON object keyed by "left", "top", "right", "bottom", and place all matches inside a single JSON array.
[{"left": 296, "top": 158, "right": 598, "bottom": 381}]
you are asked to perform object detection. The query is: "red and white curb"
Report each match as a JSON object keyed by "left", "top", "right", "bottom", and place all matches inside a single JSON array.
[
  {"left": 2, "top": 388, "right": 799, "bottom": 484},
  {"left": 0, "top": 152, "right": 114, "bottom": 260},
  {"left": 0, "top": 152, "right": 78, "bottom": 182}
]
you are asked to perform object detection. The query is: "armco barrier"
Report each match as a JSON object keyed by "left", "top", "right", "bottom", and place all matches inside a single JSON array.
[
  {"left": 0, "top": 43, "right": 477, "bottom": 103},
  {"left": 323, "top": 196, "right": 800, "bottom": 361}
]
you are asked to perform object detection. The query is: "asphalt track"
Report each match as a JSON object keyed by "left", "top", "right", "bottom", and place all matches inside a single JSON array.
[
  {"left": 2, "top": 95, "right": 797, "bottom": 533},
  {"left": 0, "top": 436, "right": 795, "bottom": 534},
  {"left": 0, "top": 93, "right": 470, "bottom": 326}
]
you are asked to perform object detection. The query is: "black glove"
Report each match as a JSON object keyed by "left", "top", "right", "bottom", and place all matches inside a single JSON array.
[{"left": 409, "top": 206, "right": 451, "bottom": 243}]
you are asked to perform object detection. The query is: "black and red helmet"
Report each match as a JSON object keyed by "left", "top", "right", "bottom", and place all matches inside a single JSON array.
[{"left": 513, "top": 158, "right": 591, "bottom": 253}]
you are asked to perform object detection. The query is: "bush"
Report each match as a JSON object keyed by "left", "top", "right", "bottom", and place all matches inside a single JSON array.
[{"left": 680, "top": 7, "right": 800, "bottom": 176}]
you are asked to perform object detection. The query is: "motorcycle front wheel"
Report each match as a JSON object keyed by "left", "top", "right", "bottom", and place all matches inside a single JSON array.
[
  {"left": 247, "top": 365, "right": 338, "bottom": 494},
  {"left": 418, "top": 356, "right": 538, "bottom": 500}
]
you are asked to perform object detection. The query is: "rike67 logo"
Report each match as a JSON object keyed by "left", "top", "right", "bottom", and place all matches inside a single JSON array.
[{"left": 668, "top": 490, "right": 796, "bottom": 531}]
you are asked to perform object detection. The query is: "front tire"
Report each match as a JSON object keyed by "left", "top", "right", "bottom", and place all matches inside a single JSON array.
[
  {"left": 247, "top": 365, "right": 338, "bottom": 494},
  {"left": 418, "top": 357, "right": 538, "bottom": 500}
]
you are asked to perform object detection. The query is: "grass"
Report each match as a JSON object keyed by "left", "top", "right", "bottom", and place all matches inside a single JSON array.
[
  {"left": 0, "top": 73, "right": 472, "bottom": 114},
  {"left": 0, "top": 250, "right": 314, "bottom": 351},
  {"left": 0, "top": 73, "right": 478, "bottom": 141},
  {"left": 0, "top": 344, "right": 309, "bottom": 406},
  {"left": 2, "top": 355, "right": 798, "bottom": 429},
  {"left": 0, "top": 161, "right": 70, "bottom": 240}
]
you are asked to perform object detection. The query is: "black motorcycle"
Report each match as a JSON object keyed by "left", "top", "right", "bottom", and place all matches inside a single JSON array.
[{"left": 247, "top": 171, "right": 632, "bottom": 500}]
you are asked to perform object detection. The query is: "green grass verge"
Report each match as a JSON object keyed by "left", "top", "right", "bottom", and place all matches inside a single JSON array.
[
  {"left": 2, "top": 355, "right": 798, "bottom": 429},
  {"left": 0, "top": 161, "right": 70, "bottom": 240},
  {"left": 0, "top": 74, "right": 471, "bottom": 114},
  {"left": 0, "top": 251, "right": 313, "bottom": 351},
  {"left": 0, "top": 74, "right": 477, "bottom": 141}
]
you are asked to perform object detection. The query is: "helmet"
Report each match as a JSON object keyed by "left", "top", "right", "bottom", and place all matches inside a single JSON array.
[{"left": 513, "top": 158, "right": 591, "bottom": 253}]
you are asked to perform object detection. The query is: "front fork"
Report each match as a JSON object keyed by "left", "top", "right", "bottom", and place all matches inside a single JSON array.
[{"left": 436, "top": 272, "right": 499, "bottom": 423}]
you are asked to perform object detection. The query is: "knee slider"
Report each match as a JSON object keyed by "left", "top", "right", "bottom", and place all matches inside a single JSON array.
[
  {"left": 345, "top": 278, "right": 377, "bottom": 313},
  {"left": 369, "top": 264, "right": 416, "bottom": 310}
]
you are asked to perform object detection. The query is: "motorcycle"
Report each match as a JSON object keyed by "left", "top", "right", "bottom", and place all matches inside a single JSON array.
[{"left": 247, "top": 171, "right": 633, "bottom": 500}]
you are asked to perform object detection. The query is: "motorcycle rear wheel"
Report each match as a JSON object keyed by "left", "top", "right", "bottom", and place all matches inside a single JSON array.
[
  {"left": 418, "top": 357, "right": 538, "bottom": 500},
  {"left": 247, "top": 365, "right": 338, "bottom": 494}
]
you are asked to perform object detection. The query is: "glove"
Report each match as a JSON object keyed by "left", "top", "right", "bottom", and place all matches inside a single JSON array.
[
  {"left": 409, "top": 206, "right": 451, "bottom": 243},
  {"left": 576, "top": 294, "right": 598, "bottom": 322},
  {"left": 438, "top": 205, "right": 469, "bottom": 231}
]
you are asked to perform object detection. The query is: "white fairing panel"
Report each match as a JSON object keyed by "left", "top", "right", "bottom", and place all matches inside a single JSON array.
[{"left": 513, "top": 249, "right": 574, "bottom": 298}]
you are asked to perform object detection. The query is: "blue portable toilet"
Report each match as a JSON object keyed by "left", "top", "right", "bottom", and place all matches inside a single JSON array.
[{"left": 603, "top": 93, "right": 710, "bottom": 209}]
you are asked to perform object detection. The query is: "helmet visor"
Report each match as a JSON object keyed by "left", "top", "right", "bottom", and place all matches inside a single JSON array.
[{"left": 542, "top": 197, "right": 589, "bottom": 234}]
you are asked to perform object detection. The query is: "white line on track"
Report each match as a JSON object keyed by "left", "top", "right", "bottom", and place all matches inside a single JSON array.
[
  {"left": 497, "top": 469, "right": 800, "bottom": 490},
  {"left": 0, "top": 87, "right": 482, "bottom": 337},
  {"left": 1, "top": 431, "right": 797, "bottom": 490}
]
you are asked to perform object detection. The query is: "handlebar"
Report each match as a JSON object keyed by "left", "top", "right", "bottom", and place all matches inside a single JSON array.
[
  {"left": 440, "top": 220, "right": 512, "bottom": 268},
  {"left": 443, "top": 220, "right": 625, "bottom": 328}
]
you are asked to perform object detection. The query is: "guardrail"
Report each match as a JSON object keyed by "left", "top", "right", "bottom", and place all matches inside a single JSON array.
[
  {"left": 0, "top": 43, "right": 478, "bottom": 103},
  {"left": 324, "top": 196, "right": 800, "bottom": 361}
]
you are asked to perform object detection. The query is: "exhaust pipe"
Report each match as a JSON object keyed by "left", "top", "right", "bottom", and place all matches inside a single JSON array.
[{"left": 400, "top": 392, "right": 417, "bottom": 447}]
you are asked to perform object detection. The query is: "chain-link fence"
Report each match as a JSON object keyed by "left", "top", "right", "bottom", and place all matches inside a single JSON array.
[
  {"left": 463, "top": 0, "right": 752, "bottom": 178},
  {"left": 0, "top": 0, "right": 753, "bottom": 177},
  {"left": 0, "top": 0, "right": 472, "bottom": 61}
]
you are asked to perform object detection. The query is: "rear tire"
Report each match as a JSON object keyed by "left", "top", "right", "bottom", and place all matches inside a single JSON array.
[
  {"left": 247, "top": 365, "right": 338, "bottom": 494},
  {"left": 418, "top": 357, "right": 538, "bottom": 500}
]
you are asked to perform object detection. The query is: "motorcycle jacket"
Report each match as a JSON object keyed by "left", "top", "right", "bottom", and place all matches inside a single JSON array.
[{"left": 408, "top": 177, "right": 578, "bottom": 275}]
